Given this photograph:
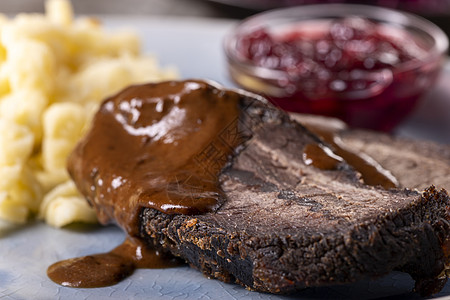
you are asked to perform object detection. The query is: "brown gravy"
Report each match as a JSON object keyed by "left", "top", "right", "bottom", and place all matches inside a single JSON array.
[
  {"left": 68, "top": 80, "right": 244, "bottom": 236},
  {"left": 304, "top": 125, "right": 399, "bottom": 189},
  {"left": 49, "top": 80, "right": 246, "bottom": 288},
  {"left": 47, "top": 238, "right": 181, "bottom": 288},
  {"left": 303, "top": 143, "right": 343, "bottom": 170}
]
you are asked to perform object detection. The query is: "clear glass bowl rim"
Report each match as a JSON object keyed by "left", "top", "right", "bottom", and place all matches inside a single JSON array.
[{"left": 224, "top": 3, "right": 449, "bottom": 81}]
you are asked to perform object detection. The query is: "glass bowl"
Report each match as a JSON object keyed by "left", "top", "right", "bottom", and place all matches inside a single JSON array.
[{"left": 224, "top": 4, "right": 448, "bottom": 131}]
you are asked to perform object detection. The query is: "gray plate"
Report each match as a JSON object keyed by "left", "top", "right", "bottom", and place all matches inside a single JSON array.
[{"left": 0, "top": 16, "right": 449, "bottom": 300}]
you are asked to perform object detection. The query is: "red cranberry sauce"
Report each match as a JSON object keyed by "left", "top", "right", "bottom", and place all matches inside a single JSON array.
[{"left": 236, "top": 17, "right": 434, "bottom": 131}]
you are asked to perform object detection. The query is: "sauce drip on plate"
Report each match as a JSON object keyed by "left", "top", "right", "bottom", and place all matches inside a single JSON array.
[{"left": 47, "top": 238, "right": 181, "bottom": 288}]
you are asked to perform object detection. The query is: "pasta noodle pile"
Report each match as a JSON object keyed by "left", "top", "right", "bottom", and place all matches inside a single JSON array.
[{"left": 0, "top": 0, "right": 177, "bottom": 227}]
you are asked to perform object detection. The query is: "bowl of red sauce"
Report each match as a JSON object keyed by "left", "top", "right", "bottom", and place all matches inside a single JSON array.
[{"left": 224, "top": 4, "right": 448, "bottom": 131}]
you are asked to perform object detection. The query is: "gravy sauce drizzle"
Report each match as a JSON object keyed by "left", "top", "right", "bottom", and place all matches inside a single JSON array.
[
  {"left": 47, "top": 238, "right": 181, "bottom": 288},
  {"left": 303, "top": 143, "right": 343, "bottom": 170},
  {"left": 48, "top": 80, "right": 245, "bottom": 288},
  {"left": 69, "top": 80, "right": 243, "bottom": 234},
  {"left": 303, "top": 125, "right": 399, "bottom": 189}
]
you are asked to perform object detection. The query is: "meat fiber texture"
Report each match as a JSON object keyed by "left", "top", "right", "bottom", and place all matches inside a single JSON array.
[
  {"left": 339, "top": 130, "right": 450, "bottom": 192},
  {"left": 140, "top": 96, "right": 449, "bottom": 296},
  {"left": 291, "top": 113, "right": 450, "bottom": 192}
]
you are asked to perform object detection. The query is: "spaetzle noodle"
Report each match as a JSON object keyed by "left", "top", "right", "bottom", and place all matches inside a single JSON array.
[{"left": 0, "top": 0, "right": 177, "bottom": 226}]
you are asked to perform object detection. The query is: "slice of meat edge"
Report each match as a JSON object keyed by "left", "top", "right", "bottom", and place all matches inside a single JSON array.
[
  {"left": 136, "top": 82, "right": 449, "bottom": 296},
  {"left": 69, "top": 80, "right": 449, "bottom": 296}
]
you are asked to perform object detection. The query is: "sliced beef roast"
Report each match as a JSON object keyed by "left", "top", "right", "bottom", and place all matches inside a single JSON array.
[{"left": 68, "top": 80, "right": 449, "bottom": 296}]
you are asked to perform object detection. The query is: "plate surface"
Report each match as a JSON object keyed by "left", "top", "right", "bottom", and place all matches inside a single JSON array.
[{"left": 0, "top": 16, "right": 449, "bottom": 300}]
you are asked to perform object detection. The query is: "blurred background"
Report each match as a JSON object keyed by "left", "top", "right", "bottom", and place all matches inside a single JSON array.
[{"left": 1, "top": 0, "right": 450, "bottom": 38}]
